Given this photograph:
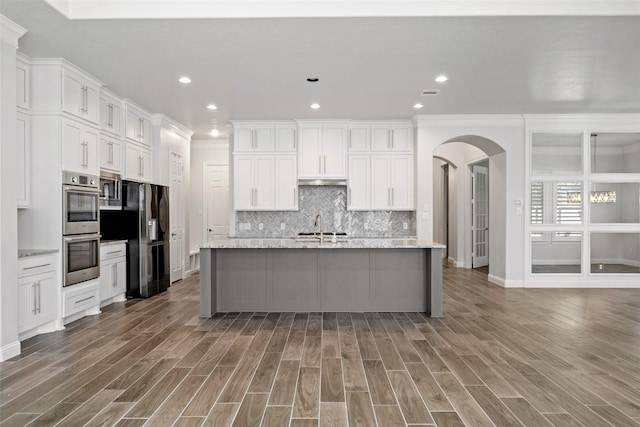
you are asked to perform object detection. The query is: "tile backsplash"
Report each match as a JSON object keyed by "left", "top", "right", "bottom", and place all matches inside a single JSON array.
[{"left": 235, "top": 186, "right": 415, "bottom": 238}]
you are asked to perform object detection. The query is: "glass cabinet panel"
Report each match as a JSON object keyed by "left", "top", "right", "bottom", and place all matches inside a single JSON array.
[
  {"left": 530, "top": 181, "right": 582, "bottom": 225},
  {"left": 531, "top": 232, "right": 582, "bottom": 274},
  {"left": 590, "top": 182, "right": 640, "bottom": 224},
  {"left": 590, "top": 233, "right": 640, "bottom": 273},
  {"left": 590, "top": 133, "right": 640, "bottom": 173},
  {"left": 532, "top": 132, "right": 582, "bottom": 175}
]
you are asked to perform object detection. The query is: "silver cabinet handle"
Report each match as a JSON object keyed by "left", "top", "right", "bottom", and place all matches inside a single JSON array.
[
  {"left": 390, "top": 129, "right": 394, "bottom": 149},
  {"left": 293, "top": 187, "right": 296, "bottom": 205},
  {"left": 24, "top": 263, "right": 51, "bottom": 270},
  {"left": 141, "top": 156, "right": 144, "bottom": 176},
  {"left": 112, "top": 263, "right": 117, "bottom": 287},
  {"left": 32, "top": 283, "right": 37, "bottom": 314},
  {"left": 106, "top": 250, "right": 121, "bottom": 255},
  {"left": 75, "top": 295, "right": 95, "bottom": 304},
  {"left": 37, "top": 281, "right": 41, "bottom": 314},
  {"left": 324, "top": 155, "right": 326, "bottom": 174},
  {"left": 391, "top": 188, "right": 394, "bottom": 206},
  {"left": 318, "top": 155, "right": 322, "bottom": 174},
  {"left": 388, "top": 188, "right": 391, "bottom": 206},
  {"left": 348, "top": 187, "right": 351, "bottom": 206},
  {"left": 293, "top": 130, "right": 296, "bottom": 150}
]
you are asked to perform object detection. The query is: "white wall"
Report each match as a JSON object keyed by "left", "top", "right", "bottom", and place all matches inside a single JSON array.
[
  {"left": 189, "top": 139, "right": 229, "bottom": 252},
  {"left": 0, "top": 15, "right": 27, "bottom": 361}
]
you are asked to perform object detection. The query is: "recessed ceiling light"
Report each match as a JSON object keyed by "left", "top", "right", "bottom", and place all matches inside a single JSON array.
[
  {"left": 178, "top": 76, "right": 191, "bottom": 84},
  {"left": 207, "top": 104, "right": 217, "bottom": 110},
  {"left": 413, "top": 103, "right": 424, "bottom": 109},
  {"left": 210, "top": 129, "right": 220, "bottom": 137},
  {"left": 306, "top": 78, "right": 319, "bottom": 82},
  {"left": 435, "top": 75, "right": 448, "bottom": 83},
  {"left": 310, "top": 103, "right": 320, "bottom": 109}
]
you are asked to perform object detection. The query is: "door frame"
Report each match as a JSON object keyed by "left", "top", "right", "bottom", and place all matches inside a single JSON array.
[{"left": 471, "top": 162, "right": 489, "bottom": 268}]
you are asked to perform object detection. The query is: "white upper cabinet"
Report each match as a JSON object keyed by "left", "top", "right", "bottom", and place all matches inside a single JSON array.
[
  {"left": 275, "top": 155, "right": 298, "bottom": 210},
  {"left": 62, "top": 67, "right": 100, "bottom": 125},
  {"left": 17, "top": 112, "right": 30, "bottom": 208},
  {"left": 125, "top": 142, "right": 152, "bottom": 182},
  {"left": 16, "top": 55, "right": 30, "bottom": 110},
  {"left": 234, "top": 155, "right": 275, "bottom": 210},
  {"left": 371, "top": 155, "right": 414, "bottom": 210},
  {"left": 298, "top": 122, "right": 348, "bottom": 179},
  {"left": 62, "top": 118, "right": 99, "bottom": 175},
  {"left": 348, "top": 125, "right": 370, "bottom": 151},
  {"left": 232, "top": 121, "right": 297, "bottom": 152},
  {"left": 348, "top": 155, "right": 370, "bottom": 210},
  {"left": 100, "top": 134, "right": 122, "bottom": 173},
  {"left": 370, "top": 123, "right": 413, "bottom": 152},
  {"left": 100, "top": 92, "right": 123, "bottom": 136},
  {"left": 125, "top": 103, "right": 152, "bottom": 146}
]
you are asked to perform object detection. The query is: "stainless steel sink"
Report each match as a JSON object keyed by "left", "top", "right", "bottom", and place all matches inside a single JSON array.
[{"left": 294, "top": 232, "right": 348, "bottom": 242}]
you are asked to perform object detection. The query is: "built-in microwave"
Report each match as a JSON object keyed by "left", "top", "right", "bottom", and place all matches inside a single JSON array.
[
  {"left": 99, "top": 171, "right": 122, "bottom": 210},
  {"left": 63, "top": 172, "right": 100, "bottom": 235}
]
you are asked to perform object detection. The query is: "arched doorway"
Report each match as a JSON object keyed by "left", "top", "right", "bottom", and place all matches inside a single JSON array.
[{"left": 433, "top": 136, "right": 507, "bottom": 284}]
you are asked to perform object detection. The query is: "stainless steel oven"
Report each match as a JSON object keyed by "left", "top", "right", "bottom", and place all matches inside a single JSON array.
[
  {"left": 63, "top": 233, "right": 100, "bottom": 286},
  {"left": 63, "top": 172, "right": 100, "bottom": 235}
]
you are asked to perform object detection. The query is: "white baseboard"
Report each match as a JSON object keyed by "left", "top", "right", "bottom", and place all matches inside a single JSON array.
[
  {"left": 0, "top": 340, "right": 21, "bottom": 361},
  {"left": 487, "top": 274, "right": 524, "bottom": 288},
  {"left": 447, "top": 257, "right": 464, "bottom": 268}
]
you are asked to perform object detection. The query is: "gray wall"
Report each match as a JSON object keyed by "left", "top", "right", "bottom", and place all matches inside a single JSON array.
[{"left": 235, "top": 186, "right": 415, "bottom": 238}]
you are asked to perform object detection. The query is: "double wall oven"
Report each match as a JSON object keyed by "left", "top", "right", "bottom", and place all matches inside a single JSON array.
[{"left": 62, "top": 172, "right": 101, "bottom": 286}]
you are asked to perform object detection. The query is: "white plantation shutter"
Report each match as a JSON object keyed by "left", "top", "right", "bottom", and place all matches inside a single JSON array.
[
  {"left": 530, "top": 182, "right": 544, "bottom": 224},
  {"left": 554, "top": 182, "right": 581, "bottom": 238}
]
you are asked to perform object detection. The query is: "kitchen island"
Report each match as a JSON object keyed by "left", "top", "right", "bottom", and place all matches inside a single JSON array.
[{"left": 199, "top": 238, "right": 444, "bottom": 317}]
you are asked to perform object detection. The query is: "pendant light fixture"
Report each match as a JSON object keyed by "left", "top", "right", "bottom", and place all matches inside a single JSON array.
[{"left": 568, "top": 134, "right": 617, "bottom": 204}]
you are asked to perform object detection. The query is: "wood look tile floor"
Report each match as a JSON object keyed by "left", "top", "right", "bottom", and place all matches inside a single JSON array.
[{"left": 2, "top": 264, "right": 640, "bottom": 426}]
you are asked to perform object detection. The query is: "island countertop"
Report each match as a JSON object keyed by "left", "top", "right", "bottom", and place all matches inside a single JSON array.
[{"left": 200, "top": 237, "right": 445, "bottom": 250}]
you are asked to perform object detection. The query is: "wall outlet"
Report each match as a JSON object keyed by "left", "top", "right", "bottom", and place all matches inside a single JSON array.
[
  {"left": 364, "top": 223, "right": 369, "bottom": 230},
  {"left": 280, "top": 223, "right": 286, "bottom": 230},
  {"left": 245, "top": 223, "right": 251, "bottom": 230},
  {"left": 403, "top": 222, "right": 408, "bottom": 230},
  {"left": 238, "top": 223, "right": 244, "bottom": 231},
  {"left": 259, "top": 223, "right": 264, "bottom": 230}
]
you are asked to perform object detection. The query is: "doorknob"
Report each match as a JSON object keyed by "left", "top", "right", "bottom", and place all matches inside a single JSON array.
[
  {"left": 171, "top": 233, "right": 177, "bottom": 236},
  {"left": 208, "top": 229, "right": 212, "bottom": 232}
]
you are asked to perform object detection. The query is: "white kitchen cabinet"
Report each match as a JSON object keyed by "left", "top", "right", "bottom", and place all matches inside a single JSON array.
[
  {"left": 17, "top": 112, "right": 30, "bottom": 208},
  {"left": 62, "top": 67, "right": 100, "bottom": 125},
  {"left": 18, "top": 254, "right": 57, "bottom": 335},
  {"left": 348, "top": 155, "right": 370, "bottom": 210},
  {"left": 62, "top": 117, "right": 99, "bottom": 175},
  {"left": 348, "top": 125, "right": 370, "bottom": 151},
  {"left": 100, "top": 242, "right": 127, "bottom": 306},
  {"left": 275, "top": 155, "right": 298, "bottom": 210},
  {"left": 125, "top": 103, "right": 152, "bottom": 146},
  {"left": 235, "top": 126, "right": 275, "bottom": 152},
  {"left": 16, "top": 55, "right": 30, "bottom": 110},
  {"left": 100, "top": 92, "right": 123, "bottom": 136},
  {"left": 371, "top": 155, "right": 414, "bottom": 210},
  {"left": 275, "top": 126, "right": 297, "bottom": 152},
  {"left": 100, "top": 134, "right": 122, "bottom": 173},
  {"left": 125, "top": 142, "right": 152, "bottom": 182},
  {"left": 370, "top": 124, "right": 413, "bottom": 152},
  {"left": 298, "top": 123, "right": 348, "bottom": 179},
  {"left": 234, "top": 155, "right": 275, "bottom": 210}
]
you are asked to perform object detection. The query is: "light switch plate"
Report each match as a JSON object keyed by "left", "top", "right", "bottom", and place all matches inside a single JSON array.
[
  {"left": 259, "top": 223, "right": 264, "bottom": 230},
  {"left": 403, "top": 222, "right": 408, "bottom": 230},
  {"left": 280, "top": 223, "right": 286, "bottom": 230},
  {"left": 245, "top": 223, "right": 251, "bottom": 230}
]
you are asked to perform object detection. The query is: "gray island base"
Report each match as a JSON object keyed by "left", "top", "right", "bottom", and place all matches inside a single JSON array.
[{"left": 199, "top": 239, "right": 444, "bottom": 317}]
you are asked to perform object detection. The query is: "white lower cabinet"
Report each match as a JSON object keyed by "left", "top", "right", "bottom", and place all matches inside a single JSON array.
[
  {"left": 125, "top": 142, "right": 152, "bottom": 182},
  {"left": 100, "top": 242, "right": 127, "bottom": 306},
  {"left": 17, "top": 254, "right": 58, "bottom": 336},
  {"left": 371, "top": 155, "right": 414, "bottom": 210},
  {"left": 62, "top": 280, "right": 100, "bottom": 323}
]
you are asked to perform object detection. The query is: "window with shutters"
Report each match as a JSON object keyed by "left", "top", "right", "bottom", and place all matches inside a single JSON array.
[
  {"left": 530, "top": 181, "right": 582, "bottom": 242},
  {"left": 530, "top": 182, "right": 544, "bottom": 240}
]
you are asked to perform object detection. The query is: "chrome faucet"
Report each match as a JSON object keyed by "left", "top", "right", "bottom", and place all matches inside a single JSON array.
[{"left": 314, "top": 212, "right": 323, "bottom": 243}]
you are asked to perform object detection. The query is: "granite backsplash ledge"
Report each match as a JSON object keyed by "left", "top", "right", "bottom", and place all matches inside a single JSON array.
[{"left": 235, "top": 186, "right": 416, "bottom": 238}]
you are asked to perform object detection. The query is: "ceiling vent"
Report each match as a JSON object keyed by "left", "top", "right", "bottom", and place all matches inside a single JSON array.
[{"left": 420, "top": 89, "right": 440, "bottom": 96}]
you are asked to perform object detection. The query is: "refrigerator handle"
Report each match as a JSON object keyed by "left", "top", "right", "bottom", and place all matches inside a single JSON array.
[{"left": 148, "top": 219, "right": 157, "bottom": 241}]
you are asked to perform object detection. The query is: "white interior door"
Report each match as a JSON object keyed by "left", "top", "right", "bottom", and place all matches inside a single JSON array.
[
  {"left": 170, "top": 152, "right": 184, "bottom": 283},
  {"left": 206, "top": 164, "right": 229, "bottom": 241},
  {"left": 472, "top": 164, "right": 489, "bottom": 268}
]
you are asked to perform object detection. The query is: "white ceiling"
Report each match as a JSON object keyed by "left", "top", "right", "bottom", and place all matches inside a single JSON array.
[{"left": 2, "top": 1, "right": 640, "bottom": 139}]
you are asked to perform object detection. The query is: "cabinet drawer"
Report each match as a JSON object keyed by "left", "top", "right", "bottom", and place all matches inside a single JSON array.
[
  {"left": 100, "top": 243, "right": 126, "bottom": 260},
  {"left": 63, "top": 283, "right": 99, "bottom": 317},
  {"left": 18, "top": 255, "right": 56, "bottom": 278}
]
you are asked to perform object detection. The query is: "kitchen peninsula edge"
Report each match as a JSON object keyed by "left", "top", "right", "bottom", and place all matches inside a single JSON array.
[{"left": 199, "top": 238, "right": 444, "bottom": 317}]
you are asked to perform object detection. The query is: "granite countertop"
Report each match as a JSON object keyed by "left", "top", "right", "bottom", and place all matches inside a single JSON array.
[
  {"left": 200, "top": 238, "right": 445, "bottom": 249},
  {"left": 18, "top": 249, "right": 59, "bottom": 259},
  {"left": 100, "top": 239, "right": 128, "bottom": 246}
]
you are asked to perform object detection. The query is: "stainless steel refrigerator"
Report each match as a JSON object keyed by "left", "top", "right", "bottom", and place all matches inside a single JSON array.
[{"left": 122, "top": 181, "right": 170, "bottom": 298}]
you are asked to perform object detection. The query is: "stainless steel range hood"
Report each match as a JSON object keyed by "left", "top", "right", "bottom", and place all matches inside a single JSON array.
[{"left": 298, "top": 179, "right": 347, "bottom": 186}]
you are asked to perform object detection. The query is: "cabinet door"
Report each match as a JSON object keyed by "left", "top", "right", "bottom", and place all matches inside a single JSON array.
[
  {"left": 114, "top": 259, "right": 127, "bottom": 297},
  {"left": 275, "top": 155, "right": 297, "bottom": 210},
  {"left": 276, "top": 127, "right": 296, "bottom": 152},
  {"left": 17, "top": 112, "right": 30, "bottom": 208},
  {"left": 16, "top": 61, "right": 29, "bottom": 110},
  {"left": 235, "top": 128, "right": 254, "bottom": 151},
  {"left": 254, "top": 156, "right": 274, "bottom": 209},
  {"left": 125, "top": 145, "right": 141, "bottom": 180},
  {"left": 84, "top": 84, "right": 100, "bottom": 124},
  {"left": 349, "top": 126, "right": 370, "bottom": 151},
  {"left": 390, "top": 156, "right": 414, "bottom": 210},
  {"left": 62, "top": 70, "right": 83, "bottom": 118},
  {"left": 371, "top": 126, "right": 391, "bottom": 151},
  {"left": 234, "top": 156, "right": 255, "bottom": 210},
  {"left": 298, "top": 127, "right": 322, "bottom": 178},
  {"left": 101, "top": 136, "right": 123, "bottom": 172},
  {"left": 139, "top": 117, "right": 151, "bottom": 146},
  {"left": 100, "top": 260, "right": 114, "bottom": 302},
  {"left": 140, "top": 147, "right": 152, "bottom": 182},
  {"left": 391, "top": 127, "right": 412, "bottom": 152},
  {"left": 18, "top": 278, "right": 33, "bottom": 332},
  {"left": 370, "top": 156, "right": 390, "bottom": 210},
  {"left": 254, "top": 127, "right": 275, "bottom": 151},
  {"left": 62, "top": 119, "right": 84, "bottom": 173},
  {"left": 125, "top": 109, "right": 140, "bottom": 142},
  {"left": 322, "top": 126, "right": 347, "bottom": 179},
  {"left": 101, "top": 98, "right": 123, "bottom": 136},
  {"left": 83, "top": 126, "right": 100, "bottom": 175},
  {"left": 348, "top": 155, "right": 370, "bottom": 210},
  {"left": 35, "top": 273, "right": 56, "bottom": 324}
]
